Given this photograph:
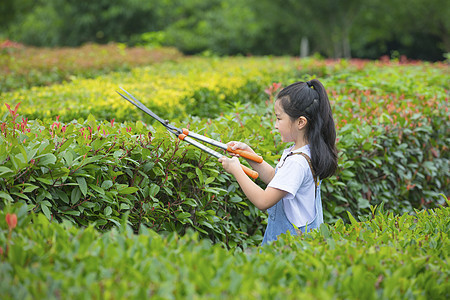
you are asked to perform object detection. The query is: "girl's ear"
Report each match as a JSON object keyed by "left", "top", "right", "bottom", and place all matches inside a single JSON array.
[{"left": 297, "top": 116, "right": 308, "bottom": 130}]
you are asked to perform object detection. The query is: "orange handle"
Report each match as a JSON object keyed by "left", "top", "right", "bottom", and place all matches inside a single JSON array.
[
  {"left": 227, "top": 147, "right": 263, "bottom": 163},
  {"left": 241, "top": 164, "right": 258, "bottom": 179}
]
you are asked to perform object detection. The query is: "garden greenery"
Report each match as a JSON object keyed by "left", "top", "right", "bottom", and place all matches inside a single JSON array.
[
  {"left": 0, "top": 45, "right": 448, "bottom": 298},
  {"left": 0, "top": 201, "right": 448, "bottom": 298},
  {"left": 0, "top": 43, "right": 181, "bottom": 94}
]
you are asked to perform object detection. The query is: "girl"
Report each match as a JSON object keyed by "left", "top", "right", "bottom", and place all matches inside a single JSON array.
[{"left": 219, "top": 79, "right": 338, "bottom": 245}]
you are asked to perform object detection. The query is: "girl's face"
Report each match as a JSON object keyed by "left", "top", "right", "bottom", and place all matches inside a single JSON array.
[{"left": 274, "top": 100, "right": 295, "bottom": 143}]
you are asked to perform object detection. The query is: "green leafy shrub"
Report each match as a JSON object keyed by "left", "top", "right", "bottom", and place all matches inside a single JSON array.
[
  {"left": 1, "top": 56, "right": 296, "bottom": 122},
  {"left": 212, "top": 100, "right": 449, "bottom": 223},
  {"left": 1, "top": 96, "right": 447, "bottom": 248},
  {"left": 0, "top": 201, "right": 448, "bottom": 299},
  {"left": 0, "top": 109, "right": 265, "bottom": 248},
  {"left": 0, "top": 56, "right": 448, "bottom": 248}
]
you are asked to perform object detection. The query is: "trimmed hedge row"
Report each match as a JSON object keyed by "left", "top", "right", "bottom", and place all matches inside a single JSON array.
[
  {"left": 0, "top": 113, "right": 265, "bottom": 248},
  {"left": 1, "top": 56, "right": 298, "bottom": 122},
  {"left": 1, "top": 201, "right": 448, "bottom": 299},
  {"left": 0, "top": 98, "right": 448, "bottom": 248},
  {"left": 1, "top": 57, "right": 448, "bottom": 247}
]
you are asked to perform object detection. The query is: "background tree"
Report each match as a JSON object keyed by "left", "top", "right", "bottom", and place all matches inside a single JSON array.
[{"left": 1, "top": 0, "right": 447, "bottom": 60}]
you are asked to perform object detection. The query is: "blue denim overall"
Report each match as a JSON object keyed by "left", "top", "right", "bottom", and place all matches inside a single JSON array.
[{"left": 261, "top": 153, "right": 323, "bottom": 245}]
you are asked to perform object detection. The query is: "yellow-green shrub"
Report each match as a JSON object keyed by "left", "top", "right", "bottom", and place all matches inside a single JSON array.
[{"left": 1, "top": 57, "right": 298, "bottom": 122}]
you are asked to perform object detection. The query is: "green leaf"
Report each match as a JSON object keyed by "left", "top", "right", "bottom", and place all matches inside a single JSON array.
[
  {"left": 71, "top": 187, "right": 81, "bottom": 205},
  {"left": 357, "top": 197, "right": 370, "bottom": 209},
  {"left": 120, "top": 203, "right": 130, "bottom": 210},
  {"left": 347, "top": 211, "right": 359, "bottom": 226},
  {"left": 183, "top": 198, "right": 197, "bottom": 207},
  {"left": 17, "top": 144, "right": 28, "bottom": 164},
  {"left": 26, "top": 143, "right": 39, "bottom": 161},
  {"left": 23, "top": 183, "right": 39, "bottom": 193},
  {"left": 205, "top": 177, "right": 215, "bottom": 185},
  {"left": 41, "top": 203, "right": 52, "bottom": 220},
  {"left": 113, "top": 150, "right": 124, "bottom": 159},
  {"left": 192, "top": 225, "right": 208, "bottom": 234},
  {"left": 101, "top": 180, "right": 113, "bottom": 190},
  {"left": 104, "top": 206, "right": 112, "bottom": 216},
  {"left": 81, "top": 201, "right": 96, "bottom": 209},
  {"left": 198, "top": 219, "right": 214, "bottom": 229},
  {"left": 229, "top": 196, "right": 243, "bottom": 203},
  {"left": 203, "top": 187, "right": 226, "bottom": 194},
  {"left": 63, "top": 151, "right": 74, "bottom": 166},
  {"left": 195, "top": 167, "right": 204, "bottom": 185},
  {"left": 37, "top": 153, "right": 57, "bottom": 166},
  {"left": 0, "top": 166, "right": 14, "bottom": 176},
  {"left": 118, "top": 187, "right": 139, "bottom": 194},
  {"left": 108, "top": 218, "right": 120, "bottom": 227},
  {"left": 89, "top": 184, "right": 105, "bottom": 195},
  {"left": 11, "top": 192, "right": 30, "bottom": 201},
  {"left": 0, "top": 191, "right": 14, "bottom": 203},
  {"left": 36, "top": 177, "right": 52, "bottom": 185},
  {"left": 319, "top": 223, "right": 331, "bottom": 239},
  {"left": 143, "top": 162, "right": 154, "bottom": 172},
  {"left": 61, "top": 210, "right": 80, "bottom": 216},
  {"left": 58, "top": 138, "right": 74, "bottom": 153},
  {"left": 148, "top": 183, "right": 160, "bottom": 197},
  {"left": 91, "top": 139, "right": 108, "bottom": 151},
  {"left": 55, "top": 189, "right": 70, "bottom": 204},
  {"left": 177, "top": 212, "right": 191, "bottom": 219},
  {"left": 76, "top": 177, "right": 88, "bottom": 196}
]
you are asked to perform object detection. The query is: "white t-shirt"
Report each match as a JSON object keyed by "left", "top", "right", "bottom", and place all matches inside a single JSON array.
[{"left": 267, "top": 144, "right": 316, "bottom": 227}]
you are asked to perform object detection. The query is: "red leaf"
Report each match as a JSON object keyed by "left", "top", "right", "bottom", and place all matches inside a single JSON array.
[
  {"left": 5, "top": 213, "right": 17, "bottom": 230},
  {"left": 13, "top": 102, "right": 21, "bottom": 114}
]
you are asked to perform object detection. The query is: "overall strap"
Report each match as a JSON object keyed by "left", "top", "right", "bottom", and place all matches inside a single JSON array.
[
  {"left": 296, "top": 153, "right": 318, "bottom": 187},
  {"left": 280, "top": 152, "right": 318, "bottom": 188}
]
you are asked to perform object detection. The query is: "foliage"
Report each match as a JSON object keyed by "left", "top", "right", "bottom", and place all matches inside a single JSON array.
[
  {"left": 3, "top": 0, "right": 161, "bottom": 47},
  {"left": 1, "top": 0, "right": 448, "bottom": 60},
  {"left": 320, "top": 62, "right": 450, "bottom": 220},
  {"left": 0, "top": 56, "right": 448, "bottom": 248},
  {"left": 0, "top": 112, "right": 265, "bottom": 248},
  {"left": 0, "top": 201, "right": 448, "bottom": 298},
  {"left": 1, "top": 56, "right": 296, "bottom": 121},
  {"left": 0, "top": 43, "right": 181, "bottom": 93},
  {"left": 212, "top": 99, "right": 449, "bottom": 224}
]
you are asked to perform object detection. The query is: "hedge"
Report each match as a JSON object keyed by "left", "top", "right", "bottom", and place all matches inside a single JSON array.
[
  {"left": 0, "top": 99, "right": 448, "bottom": 248},
  {"left": 1, "top": 56, "right": 299, "bottom": 122},
  {"left": 0, "top": 43, "right": 181, "bottom": 93},
  {"left": 0, "top": 56, "right": 448, "bottom": 248},
  {"left": 0, "top": 201, "right": 448, "bottom": 299}
]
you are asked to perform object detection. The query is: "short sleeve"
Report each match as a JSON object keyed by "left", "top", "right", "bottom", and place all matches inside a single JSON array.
[{"left": 268, "top": 158, "right": 308, "bottom": 200}]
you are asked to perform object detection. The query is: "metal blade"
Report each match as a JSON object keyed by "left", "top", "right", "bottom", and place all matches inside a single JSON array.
[{"left": 116, "top": 88, "right": 180, "bottom": 133}]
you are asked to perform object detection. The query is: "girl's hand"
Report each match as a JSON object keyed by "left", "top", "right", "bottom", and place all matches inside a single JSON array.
[
  {"left": 218, "top": 156, "right": 243, "bottom": 175},
  {"left": 227, "top": 141, "right": 256, "bottom": 157}
]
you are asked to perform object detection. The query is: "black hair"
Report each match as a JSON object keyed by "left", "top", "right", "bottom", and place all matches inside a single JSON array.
[{"left": 276, "top": 79, "right": 338, "bottom": 179}]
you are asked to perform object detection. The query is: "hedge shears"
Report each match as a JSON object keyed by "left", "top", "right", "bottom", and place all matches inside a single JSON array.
[{"left": 116, "top": 87, "right": 262, "bottom": 179}]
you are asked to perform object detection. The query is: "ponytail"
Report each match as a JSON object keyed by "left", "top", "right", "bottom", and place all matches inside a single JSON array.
[{"left": 276, "top": 79, "right": 338, "bottom": 179}]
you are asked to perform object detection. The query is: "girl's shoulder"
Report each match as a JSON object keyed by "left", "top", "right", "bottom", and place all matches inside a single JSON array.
[
  {"left": 278, "top": 144, "right": 312, "bottom": 169},
  {"left": 281, "top": 144, "right": 311, "bottom": 160}
]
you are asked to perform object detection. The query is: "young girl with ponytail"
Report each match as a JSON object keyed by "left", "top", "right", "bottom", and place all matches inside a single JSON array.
[{"left": 219, "top": 79, "right": 338, "bottom": 245}]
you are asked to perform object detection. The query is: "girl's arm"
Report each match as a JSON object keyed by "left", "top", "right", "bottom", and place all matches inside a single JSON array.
[
  {"left": 219, "top": 156, "right": 287, "bottom": 210},
  {"left": 227, "top": 142, "right": 275, "bottom": 184}
]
